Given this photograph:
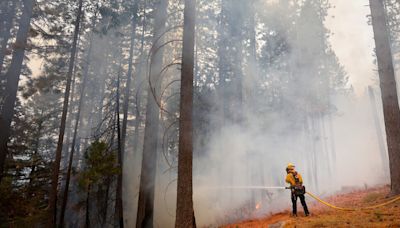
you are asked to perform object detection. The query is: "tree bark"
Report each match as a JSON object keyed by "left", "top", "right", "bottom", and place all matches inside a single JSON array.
[
  {"left": 116, "top": 61, "right": 124, "bottom": 228},
  {"left": 0, "top": 0, "right": 34, "bottom": 184},
  {"left": 0, "top": 0, "right": 17, "bottom": 75},
  {"left": 132, "top": 9, "right": 147, "bottom": 156},
  {"left": 117, "top": 4, "right": 140, "bottom": 225},
  {"left": 28, "top": 118, "right": 43, "bottom": 190},
  {"left": 175, "top": 0, "right": 196, "bottom": 227},
  {"left": 85, "top": 184, "right": 91, "bottom": 228},
  {"left": 369, "top": 0, "right": 400, "bottom": 195},
  {"left": 121, "top": 0, "right": 139, "bottom": 156},
  {"left": 47, "top": 0, "right": 84, "bottom": 226},
  {"left": 368, "top": 86, "right": 390, "bottom": 176},
  {"left": 62, "top": 35, "right": 81, "bottom": 170},
  {"left": 136, "top": 0, "right": 168, "bottom": 227}
]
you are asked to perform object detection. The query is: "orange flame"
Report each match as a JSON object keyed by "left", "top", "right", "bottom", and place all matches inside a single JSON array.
[{"left": 255, "top": 202, "right": 261, "bottom": 210}]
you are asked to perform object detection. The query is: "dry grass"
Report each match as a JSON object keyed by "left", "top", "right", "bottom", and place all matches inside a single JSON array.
[
  {"left": 223, "top": 185, "right": 400, "bottom": 228},
  {"left": 285, "top": 186, "right": 400, "bottom": 228},
  {"left": 221, "top": 212, "right": 289, "bottom": 228}
]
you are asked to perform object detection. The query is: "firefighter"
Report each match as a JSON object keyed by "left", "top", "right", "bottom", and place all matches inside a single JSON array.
[{"left": 285, "top": 163, "right": 310, "bottom": 216}]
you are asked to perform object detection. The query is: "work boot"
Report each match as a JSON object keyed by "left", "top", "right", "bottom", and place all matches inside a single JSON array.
[{"left": 304, "top": 207, "right": 310, "bottom": 216}]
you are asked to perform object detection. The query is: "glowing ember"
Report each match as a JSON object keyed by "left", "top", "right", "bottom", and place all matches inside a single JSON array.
[{"left": 255, "top": 202, "right": 261, "bottom": 210}]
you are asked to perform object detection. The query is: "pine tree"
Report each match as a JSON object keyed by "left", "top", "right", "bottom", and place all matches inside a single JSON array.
[
  {"left": 58, "top": 17, "right": 96, "bottom": 226},
  {"left": 175, "top": 0, "right": 196, "bottom": 227},
  {"left": 48, "top": 0, "right": 84, "bottom": 226},
  {"left": 0, "top": 0, "right": 35, "bottom": 184},
  {"left": 0, "top": 0, "right": 17, "bottom": 75},
  {"left": 136, "top": 0, "right": 169, "bottom": 227},
  {"left": 369, "top": 0, "right": 400, "bottom": 195}
]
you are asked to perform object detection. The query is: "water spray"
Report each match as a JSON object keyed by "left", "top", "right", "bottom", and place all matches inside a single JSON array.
[{"left": 201, "top": 186, "right": 289, "bottom": 190}]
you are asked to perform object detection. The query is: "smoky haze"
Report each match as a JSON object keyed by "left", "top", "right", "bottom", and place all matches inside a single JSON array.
[
  {"left": 151, "top": 0, "right": 390, "bottom": 227},
  {"left": 122, "top": 0, "right": 390, "bottom": 227},
  {"left": 8, "top": 0, "right": 393, "bottom": 227}
]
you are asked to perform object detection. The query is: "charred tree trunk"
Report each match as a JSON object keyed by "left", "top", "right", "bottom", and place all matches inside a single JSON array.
[
  {"left": 135, "top": 0, "right": 168, "bottom": 227},
  {"left": 369, "top": 0, "right": 400, "bottom": 195},
  {"left": 59, "top": 27, "right": 94, "bottom": 227},
  {"left": 48, "top": 0, "right": 84, "bottom": 226},
  {"left": 175, "top": 0, "right": 196, "bottom": 227},
  {"left": 0, "top": 0, "right": 34, "bottom": 184},
  {"left": 0, "top": 0, "right": 16, "bottom": 75}
]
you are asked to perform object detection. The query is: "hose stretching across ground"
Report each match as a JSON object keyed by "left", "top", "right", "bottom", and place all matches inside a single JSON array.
[
  {"left": 205, "top": 186, "right": 400, "bottom": 211},
  {"left": 306, "top": 191, "right": 400, "bottom": 211}
]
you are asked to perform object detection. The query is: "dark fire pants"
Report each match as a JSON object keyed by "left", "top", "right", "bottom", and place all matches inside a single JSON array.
[{"left": 291, "top": 193, "right": 309, "bottom": 215}]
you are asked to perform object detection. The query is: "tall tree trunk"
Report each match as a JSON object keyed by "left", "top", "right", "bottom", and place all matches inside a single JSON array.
[
  {"left": 116, "top": 61, "right": 124, "bottom": 228},
  {"left": 117, "top": 4, "right": 140, "bottom": 225},
  {"left": 85, "top": 183, "right": 91, "bottom": 228},
  {"left": 59, "top": 26, "right": 94, "bottom": 227},
  {"left": 217, "top": 0, "right": 244, "bottom": 124},
  {"left": 0, "top": 0, "right": 34, "bottom": 184},
  {"left": 175, "top": 0, "right": 196, "bottom": 227},
  {"left": 217, "top": 2, "right": 228, "bottom": 125},
  {"left": 62, "top": 35, "right": 81, "bottom": 169},
  {"left": 246, "top": 1, "right": 258, "bottom": 111},
  {"left": 369, "top": 0, "right": 400, "bottom": 195},
  {"left": 0, "top": 0, "right": 16, "bottom": 75},
  {"left": 136, "top": 0, "right": 168, "bottom": 227},
  {"left": 28, "top": 118, "right": 43, "bottom": 190},
  {"left": 246, "top": 2, "right": 258, "bottom": 204},
  {"left": 368, "top": 86, "right": 390, "bottom": 176},
  {"left": 132, "top": 8, "right": 147, "bottom": 155},
  {"left": 121, "top": 0, "right": 139, "bottom": 156},
  {"left": 48, "top": 0, "right": 84, "bottom": 226},
  {"left": 103, "top": 177, "right": 111, "bottom": 227}
]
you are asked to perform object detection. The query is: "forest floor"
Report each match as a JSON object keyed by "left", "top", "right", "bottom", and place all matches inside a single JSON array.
[{"left": 222, "top": 185, "right": 400, "bottom": 228}]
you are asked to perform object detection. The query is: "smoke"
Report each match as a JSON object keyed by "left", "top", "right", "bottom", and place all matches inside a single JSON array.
[
  {"left": 183, "top": 0, "right": 390, "bottom": 227},
  {"left": 325, "top": 0, "right": 376, "bottom": 96},
  {"left": 51, "top": 0, "right": 390, "bottom": 227},
  {"left": 22, "top": 0, "right": 391, "bottom": 227},
  {"left": 332, "top": 92, "right": 389, "bottom": 187},
  {"left": 189, "top": 79, "right": 389, "bottom": 226}
]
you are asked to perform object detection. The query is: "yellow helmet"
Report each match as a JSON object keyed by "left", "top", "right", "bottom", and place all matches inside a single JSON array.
[{"left": 287, "top": 163, "right": 295, "bottom": 169}]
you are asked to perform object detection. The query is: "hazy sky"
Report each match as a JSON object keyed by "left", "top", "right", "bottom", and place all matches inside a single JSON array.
[{"left": 326, "top": 0, "right": 377, "bottom": 95}]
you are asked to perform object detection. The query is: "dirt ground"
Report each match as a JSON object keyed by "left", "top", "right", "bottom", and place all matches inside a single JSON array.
[{"left": 222, "top": 185, "right": 400, "bottom": 228}]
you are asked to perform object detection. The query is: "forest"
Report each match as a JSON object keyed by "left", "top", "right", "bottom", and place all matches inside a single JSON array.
[{"left": 0, "top": 0, "right": 400, "bottom": 227}]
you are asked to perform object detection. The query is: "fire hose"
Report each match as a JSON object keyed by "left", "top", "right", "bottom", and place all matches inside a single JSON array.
[
  {"left": 283, "top": 186, "right": 400, "bottom": 211},
  {"left": 304, "top": 191, "right": 400, "bottom": 211},
  {"left": 207, "top": 186, "right": 400, "bottom": 210}
]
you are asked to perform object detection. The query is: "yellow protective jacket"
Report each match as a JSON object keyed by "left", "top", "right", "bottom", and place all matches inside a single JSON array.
[{"left": 285, "top": 171, "right": 303, "bottom": 187}]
